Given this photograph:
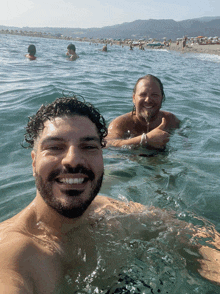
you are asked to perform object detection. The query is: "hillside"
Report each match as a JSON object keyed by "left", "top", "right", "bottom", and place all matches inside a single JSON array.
[{"left": 1, "top": 16, "right": 220, "bottom": 40}]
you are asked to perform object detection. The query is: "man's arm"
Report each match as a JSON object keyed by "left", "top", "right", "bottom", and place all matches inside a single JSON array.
[
  {"left": 107, "top": 116, "right": 170, "bottom": 149},
  {"left": 0, "top": 271, "right": 33, "bottom": 294}
]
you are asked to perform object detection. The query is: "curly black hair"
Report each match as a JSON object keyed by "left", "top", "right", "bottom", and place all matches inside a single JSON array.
[{"left": 24, "top": 96, "right": 108, "bottom": 148}]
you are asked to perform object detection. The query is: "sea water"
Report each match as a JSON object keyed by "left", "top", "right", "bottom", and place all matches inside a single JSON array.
[{"left": 0, "top": 34, "right": 220, "bottom": 293}]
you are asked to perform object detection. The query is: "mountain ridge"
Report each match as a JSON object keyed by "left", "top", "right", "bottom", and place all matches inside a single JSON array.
[{"left": 1, "top": 16, "right": 220, "bottom": 40}]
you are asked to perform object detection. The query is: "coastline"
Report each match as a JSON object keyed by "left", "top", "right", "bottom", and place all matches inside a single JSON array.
[
  {"left": 161, "top": 42, "right": 220, "bottom": 56},
  {"left": 99, "top": 39, "right": 220, "bottom": 57},
  {"left": 1, "top": 31, "right": 220, "bottom": 56}
]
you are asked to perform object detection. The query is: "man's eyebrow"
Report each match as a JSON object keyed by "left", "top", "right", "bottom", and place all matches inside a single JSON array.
[
  {"left": 80, "top": 136, "right": 100, "bottom": 143},
  {"left": 41, "top": 137, "right": 65, "bottom": 144},
  {"left": 41, "top": 136, "right": 100, "bottom": 144}
]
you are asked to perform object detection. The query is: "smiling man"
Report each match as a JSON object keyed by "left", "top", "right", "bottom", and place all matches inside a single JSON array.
[
  {"left": 107, "top": 74, "right": 180, "bottom": 149},
  {"left": 0, "top": 97, "right": 110, "bottom": 293},
  {"left": 32, "top": 115, "right": 104, "bottom": 219},
  {"left": 0, "top": 96, "right": 219, "bottom": 293}
]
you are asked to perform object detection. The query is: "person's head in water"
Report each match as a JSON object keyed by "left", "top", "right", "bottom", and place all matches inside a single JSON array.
[
  {"left": 28, "top": 44, "right": 36, "bottom": 56},
  {"left": 25, "top": 95, "right": 107, "bottom": 218},
  {"left": 132, "top": 74, "right": 166, "bottom": 115},
  {"left": 67, "top": 43, "right": 76, "bottom": 54}
]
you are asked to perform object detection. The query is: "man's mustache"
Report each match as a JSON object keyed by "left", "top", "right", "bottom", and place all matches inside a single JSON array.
[{"left": 48, "top": 165, "right": 95, "bottom": 182}]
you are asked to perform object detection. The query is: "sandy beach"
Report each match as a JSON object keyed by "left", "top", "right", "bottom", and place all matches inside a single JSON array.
[
  {"left": 108, "top": 39, "right": 220, "bottom": 57},
  {"left": 168, "top": 42, "right": 220, "bottom": 56},
  {"left": 112, "top": 40, "right": 220, "bottom": 57}
]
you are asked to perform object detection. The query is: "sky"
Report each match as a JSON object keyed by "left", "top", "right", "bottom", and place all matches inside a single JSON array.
[{"left": 0, "top": 0, "right": 219, "bottom": 28}]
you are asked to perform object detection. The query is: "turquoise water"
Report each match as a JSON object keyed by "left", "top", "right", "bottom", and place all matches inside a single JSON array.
[{"left": 0, "top": 34, "right": 220, "bottom": 293}]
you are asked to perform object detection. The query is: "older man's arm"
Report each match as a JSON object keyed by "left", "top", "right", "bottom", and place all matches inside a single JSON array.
[{"left": 107, "top": 116, "right": 170, "bottom": 149}]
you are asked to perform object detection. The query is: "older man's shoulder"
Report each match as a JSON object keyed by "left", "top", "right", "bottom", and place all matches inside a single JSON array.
[
  {"left": 107, "top": 112, "right": 135, "bottom": 137},
  {"left": 161, "top": 110, "right": 180, "bottom": 129},
  {"left": 109, "top": 112, "right": 133, "bottom": 126}
]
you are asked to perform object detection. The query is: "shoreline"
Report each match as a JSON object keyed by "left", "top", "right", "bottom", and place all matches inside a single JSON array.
[
  {"left": 168, "top": 42, "right": 220, "bottom": 56},
  {"left": 118, "top": 41, "right": 220, "bottom": 57},
  {"left": 1, "top": 31, "right": 220, "bottom": 56},
  {"left": 91, "top": 39, "right": 220, "bottom": 57}
]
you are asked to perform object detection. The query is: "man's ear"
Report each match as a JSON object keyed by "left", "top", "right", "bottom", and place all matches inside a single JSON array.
[
  {"left": 132, "top": 94, "right": 136, "bottom": 104},
  {"left": 31, "top": 150, "right": 36, "bottom": 177}
]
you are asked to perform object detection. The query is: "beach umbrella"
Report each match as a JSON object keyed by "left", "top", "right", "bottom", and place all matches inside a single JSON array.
[{"left": 197, "top": 36, "right": 204, "bottom": 38}]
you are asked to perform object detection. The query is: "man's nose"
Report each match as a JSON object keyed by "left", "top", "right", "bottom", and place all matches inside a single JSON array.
[
  {"left": 144, "top": 95, "right": 151, "bottom": 102},
  {"left": 62, "top": 146, "right": 86, "bottom": 167}
]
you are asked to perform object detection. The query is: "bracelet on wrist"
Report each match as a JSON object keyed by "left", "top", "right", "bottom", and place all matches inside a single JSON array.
[{"left": 140, "top": 133, "right": 147, "bottom": 146}]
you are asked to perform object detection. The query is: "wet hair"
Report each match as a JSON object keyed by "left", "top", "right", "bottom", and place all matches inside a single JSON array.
[
  {"left": 132, "top": 74, "right": 166, "bottom": 114},
  {"left": 28, "top": 44, "right": 36, "bottom": 55},
  {"left": 24, "top": 95, "right": 107, "bottom": 148},
  {"left": 67, "top": 44, "right": 76, "bottom": 52},
  {"left": 133, "top": 74, "right": 165, "bottom": 101}
]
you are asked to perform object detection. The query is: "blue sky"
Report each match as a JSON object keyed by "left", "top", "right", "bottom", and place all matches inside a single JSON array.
[{"left": 0, "top": 0, "right": 219, "bottom": 28}]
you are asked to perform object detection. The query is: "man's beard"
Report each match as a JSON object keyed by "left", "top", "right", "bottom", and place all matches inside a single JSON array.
[
  {"left": 140, "top": 104, "right": 162, "bottom": 122},
  {"left": 35, "top": 165, "right": 104, "bottom": 219}
]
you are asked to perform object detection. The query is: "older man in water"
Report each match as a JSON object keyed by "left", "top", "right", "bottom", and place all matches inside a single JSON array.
[
  {"left": 0, "top": 96, "right": 219, "bottom": 293},
  {"left": 107, "top": 74, "right": 180, "bottom": 149}
]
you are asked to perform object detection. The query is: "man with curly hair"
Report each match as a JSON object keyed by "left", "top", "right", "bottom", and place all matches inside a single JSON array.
[{"left": 0, "top": 96, "right": 113, "bottom": 293}]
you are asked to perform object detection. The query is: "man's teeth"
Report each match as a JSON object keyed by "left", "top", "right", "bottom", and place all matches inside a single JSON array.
[{"left": 59, "top": 178, "right": 85, "bottom": 184}]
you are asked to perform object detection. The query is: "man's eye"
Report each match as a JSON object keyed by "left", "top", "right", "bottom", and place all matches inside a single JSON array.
[
  {"left": 152, "top": 94, "right": 160, "bottom": 98},
  {"left": 48, "top": 146, "right": 63, "bottom": 151},
  {"left": 86, "top": 145, "right": 96, "bottom": 149},
  {"left": 83, "top": 145, "right": 99, "bottom": 150}
]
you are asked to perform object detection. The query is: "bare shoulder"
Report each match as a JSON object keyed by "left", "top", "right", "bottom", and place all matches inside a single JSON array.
[
  {"left": 108, "top": 112, "right": 133, "bottom": 128},
  {"left": 107, "top": 112, "right": 134, "bottom": 138},
  {"left": 0, "top": 229, "right": 44, "bottom": 271},
  {"left": 0, "top": 233, "right": 38, "bottom": 293},
  {"left": 161, "top": 110, "right": 180, "bottom": 129},
  {"left": 0, "top": 228, "right": 62, "bottom": 294}
]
